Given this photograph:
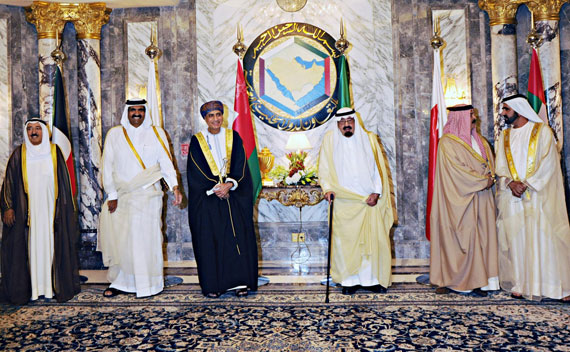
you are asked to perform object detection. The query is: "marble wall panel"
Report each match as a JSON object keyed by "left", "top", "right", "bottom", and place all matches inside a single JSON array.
[
  {"left": 126, "top": 21, "right": 157, "bottom": 100},
  {"left": 196, "top": 0, "right": 396, "bottom": 225},
  {"left": 0, "top": 17, "right": 11, "bottom": 189},
  {"left": 433, "top": 9, "right": 471, "bottom": 106}
]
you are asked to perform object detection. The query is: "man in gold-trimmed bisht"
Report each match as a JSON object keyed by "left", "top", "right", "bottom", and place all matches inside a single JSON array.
[
  {"left": 1, "top": 118, "right": 80, "bottom": 305},
  {"left": 429, "top": 105, "right": 499, "bottom": 297},
  {"left": 496, "top": 94, "right": 570, "bottom": 302},
  {"left": 187, "top": 100, "right": 258, "bottom": 298},
  {"left": 318, "top": 107, "right": 395, "bottom": 295},
  {"left": 98, "top": 99, "right": 182, "bottom": 298}
]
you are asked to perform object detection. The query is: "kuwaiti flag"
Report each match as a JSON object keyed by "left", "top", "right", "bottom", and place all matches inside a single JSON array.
[
  {"left": 233, "top": 59, "right": 262, "bottom": 202},
  {"left": 426, "top": 49, "right": 447, "bottom": 241},
  {"left": 527, "top": 48, "right": 548, "bottom": 124},
  {"left": 52, "top": 65, "right": 77, "bottom": 197},
  {"left": 146, "top": 58, "right": 163, "bottom": 127}
]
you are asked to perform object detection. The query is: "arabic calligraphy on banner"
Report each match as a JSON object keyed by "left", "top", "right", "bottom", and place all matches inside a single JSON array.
[{"left": 243, "top": 22, "right": 341, "bottom": 131}]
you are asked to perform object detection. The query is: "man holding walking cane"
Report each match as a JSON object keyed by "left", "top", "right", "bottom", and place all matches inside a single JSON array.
[{"left": 318, "top": 107, "right": 395, "bottom": 295}]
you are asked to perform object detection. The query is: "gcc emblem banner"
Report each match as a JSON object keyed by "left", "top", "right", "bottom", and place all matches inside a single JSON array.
[{"left": 243, "top": 22, "right": 341, "bottom": 131}]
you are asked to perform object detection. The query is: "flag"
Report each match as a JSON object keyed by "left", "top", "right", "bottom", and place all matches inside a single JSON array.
[
  {"left": 233, "top": 59, "right": 262, "bottom": 202},
  {"left": 337, "top": 54, "right": 351, "bottom": 108},
  {"left": 426, "top": 49, "right": 447, "bottom": 241},
  {"left": 527, "top": 48, "right": 548, "bottom": 124},
  {"left": 146, "top": 58, "right": 163, "bottom": 126},
  {"left": 52, "top": 65, "right": 77, "bottom": 197}
]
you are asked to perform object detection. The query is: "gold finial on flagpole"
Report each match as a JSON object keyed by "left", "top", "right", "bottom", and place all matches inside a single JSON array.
[
  {"left": 526, "top": 11, "right": 543, "bottom": 49},
  {"left": 145, "top": 24, "right": 162, "bottom": 60},
  {"left": 51, "top": 29, "right": 66, "bottom": 64},
  {"left": 430, "top": 16, "right": 444, "bottom": 50},
  {"left": 335, "top": 17, "right": 350, "bottom": 54},
  {"left": 233, "top": 23, "right": 247, "bottom": 59}
]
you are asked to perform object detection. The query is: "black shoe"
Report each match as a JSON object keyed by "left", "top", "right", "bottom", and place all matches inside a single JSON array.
[
  {"left": 435, "top": 287, "right": 450, "bottom": 294},
  {"left": 472, "top": 288, "right": 488, "bottom": 297},
  {"left": 367, "top": 285, "right": 387, "bottom": 293},
  {"left": 341, "top": 285, "right": 359, "bottom": 295},
  {"left": 235, "top": 288, "right": 248, "bottom": 297},
  {"left": 511, "top": 293, "right": 524, "bottom": 300}
]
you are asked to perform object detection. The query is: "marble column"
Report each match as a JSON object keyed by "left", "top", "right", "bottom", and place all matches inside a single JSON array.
[
  {"left": 479, "top": 0, "right": 521, "bottom": 143},
  {"left": 0, "top": 17, "right": 10, "bottom": 189},
  {"left": 73, "top": 4, "right": 111, "bottom": 239},
  {"left": 528, "top": 0, "right": 566, "bottom": 151},
  {"left": 25, "top": 3, "right": 66, "bottom": 122}
]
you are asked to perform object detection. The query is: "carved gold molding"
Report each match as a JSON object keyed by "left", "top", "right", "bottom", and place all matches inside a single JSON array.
[
  {"left": 259, "top": 186, "right": 324, "bottom": 208},
  {"left": 478, "top": 0, "right": 521, "bottom": 26},
  {"left": 25, "top": 2, "right": 66, "bottom": 39},
  {"left": 25, "top": 1, "right": 111, "bottom": 40},
  {"left": 74, "top": 3, "right": 112, "bottom": 40},
  {"left": 521, "top": 0, "right": 568, "bottom": 21}
]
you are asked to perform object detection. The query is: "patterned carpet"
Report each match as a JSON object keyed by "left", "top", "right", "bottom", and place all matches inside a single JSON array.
[{"left": 1, "top": 283, "right": 569, "bottom": 351}]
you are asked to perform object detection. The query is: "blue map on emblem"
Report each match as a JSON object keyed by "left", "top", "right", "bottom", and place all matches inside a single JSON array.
[{"left": 264, "top": 56, "right": 326, "bottom": 115}]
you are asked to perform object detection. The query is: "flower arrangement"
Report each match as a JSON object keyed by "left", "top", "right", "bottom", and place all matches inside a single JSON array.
[{"left": 267, "top": 151, "right": 318, "bottom": 186}]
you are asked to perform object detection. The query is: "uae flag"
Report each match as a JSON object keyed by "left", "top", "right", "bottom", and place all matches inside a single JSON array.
[
  {"left": 52, "top": 65, "right": 77, "bottom": 197},
  {"left": 426, "top": 49, "right": 447, "bottom": 241},
  {"left": 527, "top": 48, "right": 548, "bottom": 123},
  {"left": 233, "top": 59, "right": 262, "bottom": 202}
]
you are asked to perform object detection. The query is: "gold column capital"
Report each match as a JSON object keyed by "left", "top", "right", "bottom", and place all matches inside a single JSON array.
[
  {"left": 25, "top": 1, "right": 111, "bottom": 41},
  {"left": 73, "top": 3, "right": 112, "bottom": 40},
  {"left": 479, "top": 0, "right": 521, "bottom": 26},
  {"left": 522, "top": 0, "right": 568, "bottom": 21},
  {"left": 25, "top": 1, "right": 66, "bottom": 39}
]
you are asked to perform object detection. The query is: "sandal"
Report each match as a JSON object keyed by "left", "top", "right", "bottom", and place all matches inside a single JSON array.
[
  {"left": 103, "top": 287, "right": 124, "bottom": 298},
  {"left": 205, "top": 292, "right": 221, "bottom": 298},
  {"left": 235, "top": 288, "right": 248, "bottom": 297},
  {"left": 511, "top": 293, "right": 524, "bottom": 299}
]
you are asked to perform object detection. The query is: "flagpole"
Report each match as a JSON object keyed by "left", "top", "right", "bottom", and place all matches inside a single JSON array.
[{"left": 145, "top": 25, "right": 163, "bottom": 127}]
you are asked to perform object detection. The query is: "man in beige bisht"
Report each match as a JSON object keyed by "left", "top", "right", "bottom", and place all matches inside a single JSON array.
[
  {"left": 318, "top": 107, "right": 395, "bottom": 295},
  {"left": 98, "top": 99, "right": 182, "bottom": 298},
  {"left": 429, "top": 105, "right": 499, "bottom": 297},
  {"left": 496, "top": 94, "right": 570, "bottom": 302}
]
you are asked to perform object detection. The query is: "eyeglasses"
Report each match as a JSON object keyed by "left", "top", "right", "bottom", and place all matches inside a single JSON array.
[{"left": 338, "top": 117, "right": 355, "bottom": 124}]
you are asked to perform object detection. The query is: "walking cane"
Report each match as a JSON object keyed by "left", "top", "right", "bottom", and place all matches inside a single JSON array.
[{"left": 325, "top": 194, "right": 335, "bottom": 303}]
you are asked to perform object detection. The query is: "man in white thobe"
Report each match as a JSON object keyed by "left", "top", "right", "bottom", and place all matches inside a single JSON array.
[
  {"left": 318, "top": 107, "right": 395, "bottom": 295},
  {"left": 496, "top": 94, "right": 570, "bottom": 302},
  {"left": 98, "top": 99, "right": 182, "bottom": 298}
]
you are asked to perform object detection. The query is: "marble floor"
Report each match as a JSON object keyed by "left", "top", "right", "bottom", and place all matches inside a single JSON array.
[{"left": 80, "top": 259, "right": 429, "bottom": 285}]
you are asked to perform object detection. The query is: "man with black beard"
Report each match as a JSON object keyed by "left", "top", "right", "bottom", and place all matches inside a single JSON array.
[
  {"left": 495, "top": 94, "right": 570, "bottom": 302},
  {"left": 318, "top": 107, "right": 395, "bottom": 295},
  {"left": 98, "top": 99, "right": 182, "bottom": 298}
]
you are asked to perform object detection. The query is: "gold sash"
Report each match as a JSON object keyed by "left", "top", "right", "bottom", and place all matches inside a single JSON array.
[
  {"left": 122, "top": 127, "right": 146, "bottom": 169},
  {"left": 152, "top": 126, "right": 172, "bottom": 161},
  {"left": 195, "top": 129, "right": 233, "bottom": 181},
  {"left": 504, "top": 123, "right": 542, "bottom": 181}
]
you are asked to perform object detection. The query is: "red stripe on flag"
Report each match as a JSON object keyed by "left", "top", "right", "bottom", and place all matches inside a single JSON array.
[
  {"left": 426, "top": 105, "right": 440, "bottom": 242},
  {"left": 233, "top": 60, "right": 257, "bottom": 157},
  {"left": 66, "top": 156, "right": 77, "bottom": 196}
]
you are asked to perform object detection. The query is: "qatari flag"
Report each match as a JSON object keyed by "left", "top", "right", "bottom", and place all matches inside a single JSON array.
[{"left": 52, "top": 65, "right": 77, "bottom": 197}]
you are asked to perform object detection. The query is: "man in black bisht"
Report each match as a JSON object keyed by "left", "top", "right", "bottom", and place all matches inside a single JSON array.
[
  {"left": 187, "top": 100, "right": 258, "bottom": 298},
  {"left": 1, "top": 118, "right": 80, "bottom": 305}
]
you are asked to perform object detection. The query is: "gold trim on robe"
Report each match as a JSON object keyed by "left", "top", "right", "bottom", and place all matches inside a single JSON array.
[
  {"left": 196, "top": 129, "right": 234, "bottom": 181},
  {"left": 122, "top": 127, "right": 146, "bottom": 170},
  {"left": 152, "top": 126, "right": 172, "bottom": 161},
  {"left": 504, "top": 123, "right": 542, "bottom": 181}
]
